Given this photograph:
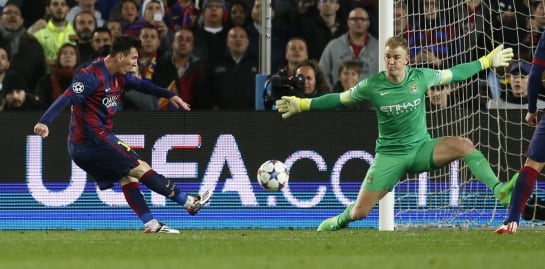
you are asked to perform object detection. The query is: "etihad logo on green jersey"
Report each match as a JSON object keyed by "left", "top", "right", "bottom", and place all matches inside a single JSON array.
[{"left": 379, "top": 98, "right": 421, "bottom": 114}]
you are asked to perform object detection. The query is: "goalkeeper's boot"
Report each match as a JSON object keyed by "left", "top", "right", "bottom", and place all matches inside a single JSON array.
[
  {"left": 495, "top": 221, "right": 518, "bottom": 234},
  {"left": 317, "top": 215, "right": 347, "bottom": 232},
  {"left": 494, "top": 173, "right": 519, "bottom": 207},
  {"left": 144, "top": 219, "right": 180, "bottom": 234},
  {"left": 185, "top": 190, "right": 212, "bottom": 216}
]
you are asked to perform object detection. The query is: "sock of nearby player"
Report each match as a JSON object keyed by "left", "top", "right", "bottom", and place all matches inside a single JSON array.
[
  {"left": 463, "top": 151, "right": 498, "bottom": 190},
  {"left": 122, "top": 182, "right": 153, "bottom": 224},
  {"left": 505, "top": 166, "right": 539, "bottom": 224},
  {"left": 337, "top": 204, "right": 355, "bottom": 226},
  {"left": 140, "top": 170, "right": 188, "bottom": 205}
]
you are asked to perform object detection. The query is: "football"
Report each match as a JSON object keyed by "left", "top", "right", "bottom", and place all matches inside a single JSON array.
[{"left": 256, "top": 160, "right": 289, "bottom": 191}]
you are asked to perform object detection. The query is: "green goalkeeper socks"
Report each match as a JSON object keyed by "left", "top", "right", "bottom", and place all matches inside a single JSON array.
[
  {"left": 337, "top": 204, "right": 355, "bottom": 227},
  {"left": 463, "top": 151, "right": 498, "bottom": 190}
]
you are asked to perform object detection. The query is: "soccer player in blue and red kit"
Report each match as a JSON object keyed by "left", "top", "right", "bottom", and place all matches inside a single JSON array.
[
  {"left": 33, "top": 35, "right": 211, "bottom": 233},
  {"left": 495, "top": 30, "right": 545, "bottom": 234}
]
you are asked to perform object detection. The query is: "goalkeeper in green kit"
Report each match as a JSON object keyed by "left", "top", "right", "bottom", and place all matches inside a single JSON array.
[{"left": 276, "top": 36, "right": 518, "bottom": 231}]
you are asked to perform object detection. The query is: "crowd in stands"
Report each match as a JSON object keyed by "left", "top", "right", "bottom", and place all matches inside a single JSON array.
[{"left": 0, "top": 0, "right": 541, "bottom": 112}]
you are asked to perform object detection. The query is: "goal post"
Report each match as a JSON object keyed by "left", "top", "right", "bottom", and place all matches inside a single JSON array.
[{"left": 378, "top": 0, "right": 395, "bottom": 231}]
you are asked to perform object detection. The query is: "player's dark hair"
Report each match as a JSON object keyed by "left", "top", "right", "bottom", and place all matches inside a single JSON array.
[{"left": 109, "top": 35, "right": 142, "bottom": 56}]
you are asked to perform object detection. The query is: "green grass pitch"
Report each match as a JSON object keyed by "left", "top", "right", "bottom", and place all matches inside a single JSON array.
[{"left": 1, "top": 229, "right": 543, "bottom": 269}]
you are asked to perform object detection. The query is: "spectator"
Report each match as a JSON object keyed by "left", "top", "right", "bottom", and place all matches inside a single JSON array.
[
  {"left": 35, "top": 43, "right": 80, "bottom": 106},
  {"left": 73, "top": 11, "right": 97, "bottom": 63},
  {"left": 408, "top": 0, "right": 461, "bottom": 68},
  {"left": 1, "top": 71, "right": 47, "bottom": 111},
  {"left": 166, "top": 0, "right": 198, "bottom": 31},
  {"left": 20, "top": 0, "right": 47, "bottom": 29},
  {"left": 105, "top": 18, "right": 123, "bottom": 38},
  {"left": 297, "top": 0, "right": 346, "bottom": 61},
  {"left": 294, "top": 59, "right": 329, "bottom": 98},
  {"left": 495, "top": 0, "right": 530, "bottom": 55},
  {"left": 0, "top": 1, "right": 47, "bottom": 90},
  {"left": 319, "top": 7, "right": 378, "bottom": 88},
  {"left": 394, "top": 1, "right": 410, "bottom": 37},
  {"left": 0, "top": 46, "right": 10, "bottom": 110},
  {"left": 246, "top": 0, "right": 290, "bottom": 72},
  {"left": 75, "top": 26, "right": 112, "bottom": 73},
  {"left": 118, "top": 0, "right": 141, "bottom": 37},
  {"left": 31, "top": 0, "right": 77, "bottom": 69},
  {"left": 121, "top": 24, "right": 161, "bottom": 111},
  {"left": 66, "top": 0, "right": 105, "bottom": 27},
  {"left": 487, "top": 60, "right": 545, "bottom": 109},
  {"left": 193, "top": 0, "right": 228, "bottom": 62},
  {"left": 227, "top": 0, "right": 251, "bottom": 30},
  {"left": 522, "top": 0, "right": 545, "bottom": 61},
  {"left": 279, "top": 37, "right": 308, "bottom": 76},
  {"left": 207, "top": 26, "right": 258, "bottom": 110},
  {"left": 153, "top": 28, "right": 209, "bottom": 110},
  {"left": 332, "top": 60, "right": 371, "bottom": 110},
  {"left": 140, "top": 0, "right": 172, "bottom": 54},
  {"left": 455, "top": 0, "right": 498, "bottom": 62},
  {"left": 426, "top": 84, "right": 454, "bottom": 111}
]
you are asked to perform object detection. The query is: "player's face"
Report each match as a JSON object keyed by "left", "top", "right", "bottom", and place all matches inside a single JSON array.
[
  {"left": 384, "top": 45, "right": 409, "bottom": 80},
  {"left": 118, "top": 47, "right": 139, "bottom": 74}
]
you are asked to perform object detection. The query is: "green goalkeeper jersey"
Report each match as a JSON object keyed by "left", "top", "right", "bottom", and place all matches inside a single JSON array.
[{"left": 308, "top": 61, "right": 483, "bottom": 154}]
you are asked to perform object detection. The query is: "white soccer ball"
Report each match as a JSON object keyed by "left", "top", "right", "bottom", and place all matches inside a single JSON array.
[{"left": 257, "top": 160, "right": 289, "bottom": 191}]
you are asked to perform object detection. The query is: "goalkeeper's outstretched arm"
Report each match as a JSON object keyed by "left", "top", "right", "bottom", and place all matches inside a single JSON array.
[
  {"left": 440, "top": 45, "right": 514, "bottom": 84},
  {"left": 275, "top": 93, "right": 346, "bottom": 119}
]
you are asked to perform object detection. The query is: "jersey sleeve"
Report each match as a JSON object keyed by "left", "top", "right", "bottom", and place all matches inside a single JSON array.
[
  {"left": 65, "top": 72, "right": 100, "bottom": 104},
  {"left": 124, "top": 74, "right": 176, "bottom": 99}
]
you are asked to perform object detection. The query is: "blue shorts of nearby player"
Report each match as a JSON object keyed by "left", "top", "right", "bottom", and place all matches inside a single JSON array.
[
  {"left": 68, "top": 135, "right": 140, "bottom": 190},
  {"left": 527, "top": 117, "right": 545, "bottom": 162}
]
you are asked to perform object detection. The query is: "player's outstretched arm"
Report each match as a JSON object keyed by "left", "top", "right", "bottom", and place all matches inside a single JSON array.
[
  {"left": 478, "top": 45, "right": 514, "bottom": 69},
  {"left": 276, "top": 96, "right": 310, "bottom": 119},
  {"left": 169, "top": 96, "right": 191, "bottom": 111}
]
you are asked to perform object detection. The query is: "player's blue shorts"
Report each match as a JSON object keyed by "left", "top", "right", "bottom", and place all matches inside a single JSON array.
[
  {"left": 68, "top": 135, "right": 140, "bottom": 190},
  {"left": 527, "top": 117, "right": 545, "bottom": 162}
]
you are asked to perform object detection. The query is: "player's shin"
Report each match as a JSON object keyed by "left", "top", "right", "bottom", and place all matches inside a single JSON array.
[
  {"left": 463, "top": 151, "right": 499, "bottom": 190},
  {"left": 505, "top": 166, "right": 539, "bottom": 223},
  {"left": 122, "top": 182, "right": 154, "bottom": 223},
  {"left": 140, "top": 170, "right": 188, "bottom": 205},
  {"left": 338, "top": 204, "right": 355, "bottom": 227}
]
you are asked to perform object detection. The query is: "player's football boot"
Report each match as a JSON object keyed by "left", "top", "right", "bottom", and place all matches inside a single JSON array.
[
  {"left": 144, "top": 219, "right": 180, "bottom": 234},
  {"left": 317, "top": 216, "right": 347, "bottom": 232},
  {"left": 494, "top": 173, "right": 519, "bottom": 207},
  {"left": 495, "top": 221, "right": 518, "bottom": 234},
  {"left": 185, "top": 190, "right": 212, "bottom": 216}
]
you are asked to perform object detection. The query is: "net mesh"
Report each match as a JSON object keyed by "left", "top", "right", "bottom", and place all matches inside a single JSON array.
[{"left": 392, "top": 0, "right": 543, "bottom": 228}]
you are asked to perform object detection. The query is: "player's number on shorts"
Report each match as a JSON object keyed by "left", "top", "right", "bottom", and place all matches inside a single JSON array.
[{"left": 117, "top": 141, "right": 132, "bottom": 151}]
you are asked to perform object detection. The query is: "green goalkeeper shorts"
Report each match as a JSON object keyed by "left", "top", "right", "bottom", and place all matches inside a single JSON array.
[{"left": 362, "top": 138, "right": 441, "bottom": 191}]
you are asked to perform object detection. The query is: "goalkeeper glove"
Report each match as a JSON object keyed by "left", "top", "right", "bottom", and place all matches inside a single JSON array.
[
  {"left": 478, "top": 44, "right": 514, "bottom": 69},
  {"left": 275, "top": 96, "right": 311, "bottom": 119}
]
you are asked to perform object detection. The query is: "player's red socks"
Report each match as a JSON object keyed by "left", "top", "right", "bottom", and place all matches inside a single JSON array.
[
  {"left": 505, "top": 166, "right": 538, "bottom": 224},
  {"left": 122, "top": 182, "right": 153, "bottom": 223}
]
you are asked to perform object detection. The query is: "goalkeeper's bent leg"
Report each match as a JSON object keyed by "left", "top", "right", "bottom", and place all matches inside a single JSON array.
[{"left": 463, "top": 150, "right": 499, "bottom": 190}]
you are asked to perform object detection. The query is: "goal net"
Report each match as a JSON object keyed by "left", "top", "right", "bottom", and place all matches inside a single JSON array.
[{"left": 392, "top": 0, "right": 543, "bottom": 228}]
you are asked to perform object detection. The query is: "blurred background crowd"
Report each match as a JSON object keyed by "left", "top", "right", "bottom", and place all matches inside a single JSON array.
[{"left": 0, "top": 0, "right": 541, "bottom": 112}]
